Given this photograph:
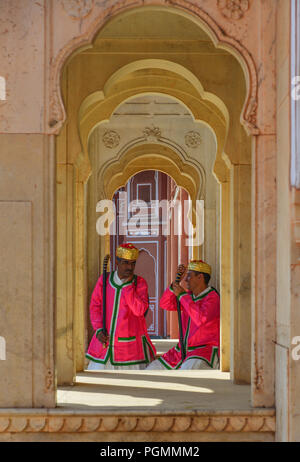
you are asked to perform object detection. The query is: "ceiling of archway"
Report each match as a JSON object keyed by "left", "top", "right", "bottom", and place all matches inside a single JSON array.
[
  {"left": 88, "top": 8, "right": 230, "bottom": 57},
  {"left": 94, "top": 8, "right": 212, "bottom": 42}
]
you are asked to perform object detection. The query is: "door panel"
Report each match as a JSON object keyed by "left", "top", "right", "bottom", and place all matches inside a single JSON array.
[{"left": 111, "top": 170, "right": 168, "bottom": 337}]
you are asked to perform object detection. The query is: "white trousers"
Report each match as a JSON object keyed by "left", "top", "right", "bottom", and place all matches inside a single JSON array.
[{"left": 86, "top": 342, "right": 153, "bottom": 371}]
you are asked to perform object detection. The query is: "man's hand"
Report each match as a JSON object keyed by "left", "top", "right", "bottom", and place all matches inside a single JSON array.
[
  {"left": 172, "top": 282, "right": 186, "bottom": 297},
  {"left": 96, "top": 330, "right": 109, "bottom": 347}
]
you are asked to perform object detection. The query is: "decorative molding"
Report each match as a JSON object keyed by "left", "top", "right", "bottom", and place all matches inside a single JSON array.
[
  {"left": 61, "top": 0, "right": 95, "bottom": 19},
  {"left": 217, "top": 0, "right": 250, "bottom": 20},
  {"left": 185, "top": 131, "right": 202, "bottom": 148},
  {"left": 245, "top": 97, "right": 257, "bottom": 127},
  {"left": 49, "top": 0, "right": 259, "bottom": 135},
  {"left": 143, "top": 126, "right": 162, "bottom": 141},
  {"left": 0, "top": 413, "right": 275, "bottom": 433},
  {"left": 102, "top": 130, "right": 120, "bottom": 148},
  {"left": 96, "top": 135, "right": 206, "bottom": 201},
  {"left": 98, "top": 142, "right": 205, "bottom": 203}
]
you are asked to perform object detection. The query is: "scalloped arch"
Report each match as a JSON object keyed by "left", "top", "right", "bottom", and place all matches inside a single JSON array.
[
  {"left": 50, "top": 1, "right": 258, "bottom": 136},
  {"left": 97, "top": 142, "right": 204, "bottom": 232},
  {"left": 79, "top": 72, "right": 227, "bottom": 184},
  {"left": 98, "top": 142, "right": 204, "bottom": 202},
  {"left": 103, "top": 59, "right": 230, "bottom": 125}
]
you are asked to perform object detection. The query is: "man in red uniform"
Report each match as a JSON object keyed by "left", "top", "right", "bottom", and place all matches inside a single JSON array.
[
  {"left": 146, "top": 260, "right": 220, "bottom": 370},
  {"left": 86, "top": 243, "right": 156, "bottom": 370}
]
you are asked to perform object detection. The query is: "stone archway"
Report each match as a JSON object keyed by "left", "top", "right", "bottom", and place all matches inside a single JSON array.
[
  {"left": 49, "top": 2, "right": 258, "bottom": 137},
  {"left": 0, "top": 0, "right": 283, "bottom": 432},
  {"left": 84, "top": 91, "right": 222, "bottom": 355},
  {"left": 56, "top": 5, "right": 253, "bottom": 406}
]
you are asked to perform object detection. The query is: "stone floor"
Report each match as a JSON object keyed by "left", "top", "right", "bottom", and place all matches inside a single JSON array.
[
  {"left": 57, "top": 369, "right": 252, "bottom": 413},
  {"left": 0, "top": 341, "right": 275, "bottom": 441},
  {"left": 57, "top": 340, "right": 253, "bottom": 412}
]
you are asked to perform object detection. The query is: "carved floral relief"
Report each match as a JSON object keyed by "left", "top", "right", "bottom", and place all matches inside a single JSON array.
[
  {"left": 61, "top": 0, "right": 94, "bottom": 19},
  {"left": 143, "top": 126, "right": 162, "bottom": 141},
  {"left": 102, "top": 130, "right": 120, "bottom": 148},
  {"left": 217, "top": 0, "right": 250, "bottom": 20},
  {"left": 185, "top": 131, "right": 202, "bottom": 148}
]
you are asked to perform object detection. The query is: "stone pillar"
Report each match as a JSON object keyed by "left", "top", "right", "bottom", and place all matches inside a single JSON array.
[
  {"left": 0, "top": 134, "right": 56, "bottom": 407},
  {"left": 220, "top": 181, "right": 231, "bottom": 372},
  {"left": 289, "top": 189, "right": 300, "bottom": 440},
  {"left": 74, "top": 179, "right": 87, "bottom": 373},
  {"left": 250, "top": 0, "right": 277, "bottom": 408},
  {"left": 231, "top": 163, "right": 252, "bottom": 384},
  {"left": 56, "top": 160, "right": 76, "bottom": 385},
  {"left": 0, "top": 0, "right": 58, "bottom": 406},
  {"left": 251, "top": 135, "right": 276, "bottom": 405}
]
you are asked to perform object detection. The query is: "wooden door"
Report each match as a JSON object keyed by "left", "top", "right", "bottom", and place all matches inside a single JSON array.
[{"left": 110, "top": 170, "right": 168, "bottom": 337}]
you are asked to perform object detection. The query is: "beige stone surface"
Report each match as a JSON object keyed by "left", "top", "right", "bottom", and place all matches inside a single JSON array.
[
  {"left": 0, "top": 134, "right": 56, "bottom": 407},
  {"left": 230, "top": 163, "right": 252, "bottom": 384},
  {"left": 220, "top": 181, "right": 231, "bottom": 372},
  {"left": 56, "top": 163, "right": 76, "bottom": 385},
  {"left": 0, "top": 0, "right": 46, "bottom": 133},
  {"left": 0, "top": 202, "right": 32, "bottom": 406},
  {"left": 251, "top": 134, "right": 277, "bottom": 408}
]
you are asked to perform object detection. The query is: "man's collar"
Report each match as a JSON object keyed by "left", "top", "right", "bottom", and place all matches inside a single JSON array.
[
  {"left": 114, "top": 270, "right": 126, "bottom": 285},
  {"left": 193, "top": 286, "right": 211, "bottom": 298}
]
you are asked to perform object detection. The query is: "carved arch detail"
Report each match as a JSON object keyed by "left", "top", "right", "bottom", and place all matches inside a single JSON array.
[{"left": 49, "top": 0, "right": 258, "bottom": 135}]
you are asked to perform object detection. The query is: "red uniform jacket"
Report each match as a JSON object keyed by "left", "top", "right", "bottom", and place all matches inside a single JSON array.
[{"left": 158, "top": 286, "right": 220, "bottom": 369}]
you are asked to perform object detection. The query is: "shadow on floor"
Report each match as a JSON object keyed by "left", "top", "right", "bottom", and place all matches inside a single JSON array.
[{"left": 57, "top": 370, "right": 252, "bottom": 411}]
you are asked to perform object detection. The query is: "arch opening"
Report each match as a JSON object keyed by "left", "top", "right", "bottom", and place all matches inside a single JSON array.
[{"left": 55, "top": 5, "right": 252, "bottom": 394}]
